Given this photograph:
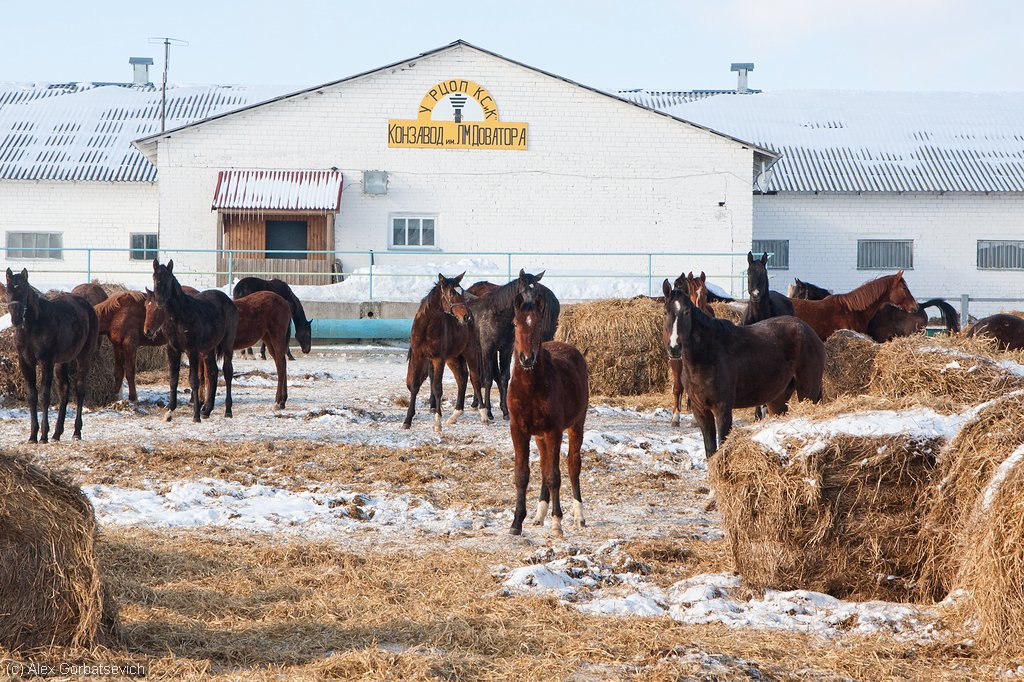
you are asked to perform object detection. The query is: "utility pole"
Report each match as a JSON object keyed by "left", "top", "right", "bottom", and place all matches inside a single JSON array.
[{"left": 148, "top": 37, "right": 188, "bottom": 132}]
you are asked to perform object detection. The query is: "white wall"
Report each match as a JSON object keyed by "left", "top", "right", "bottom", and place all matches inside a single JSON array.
[
  {"left": 0, "top": 181, "right": 158, "bottom": 289},
  {"left": 754, "top": 192, "right": 1024, "bottom": 318},
  {"left": 153, "top": 44, "right": 756, "bottom": 295}
]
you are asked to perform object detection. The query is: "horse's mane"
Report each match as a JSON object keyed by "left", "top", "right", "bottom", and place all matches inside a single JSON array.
[
  {"left": 485, "top": 281, "right": 519, "bottom": 311},
  {"left": 415, "top": 281, "right": 443, "bottom": 314},
  {"left": 831, "top": 275, "right": 898, "bottom": 312}
]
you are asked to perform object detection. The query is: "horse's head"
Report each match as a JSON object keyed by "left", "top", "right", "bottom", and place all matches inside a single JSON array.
[
  {"left": 5, "top": 267, "right": 35, "bottom": 327},
  {"left": 512, "top": 292, "right": 547, "bottom": 370},
  {"left": 142, "top": 287, "right": 167, "bottom": 339},
  {"left": 296, "top": 320, "right": 313, "bottom": 354},
  {"left": 746, "top": 251, "right": 770, "bottom": 303},
  {"left": 515, "top": 268, "right": 548, "bottom": 307},
  {"left": 152, "top": 258, "right": 179, "bottom": 307},
  {"left": 662, "top": 279, "right": 693, "bottom": 360},
  {"left": 436, "top": 273, "right": 471, "bottom": 324},
  {"left": 888, "top": 271, "right": 918, "bottom": 313},
  {"left": 688, "top": 271, "right": 710, "bottom": 310}
]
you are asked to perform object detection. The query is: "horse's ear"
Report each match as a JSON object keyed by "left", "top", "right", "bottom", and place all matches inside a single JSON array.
[
  {"left": 795, "top": 278, "right": 803, "bottom": 285},
  {"left": 747, "top": 251, "right": 754, "bottom": 265},
  {"left": 437, "top": 273, "right": 445, "bottom": 285},
  {"left": 153, "top": 258, "right": 160, "bottom": 272},
  {"left": 700, "top": 271, "right": 706, "bottom": 283},
  {"left": 453, "top": 271, "right": 465, "bottom": 285},
  {"left": 518, "top": 268, "right": 527, "bottom": 280},
  {"left": 535, "top": 270, "right": 545, "bottom": 282},
  {"left": 167, "top": 259, "right": 174, "bottom": 273},
  {"left": 895, "top": 270, "right": 904, "bottom": 279},
  {"left": 662, "top": 279, "right": 672, "bottom": 298},
  {"left": 760, "top": 252, "right": 769, "bottom": 265},
  {"left": 5, "top": 268, "right": 12, "bottom": 282},
  {"left": 20, "top": 268, "right": 28, "bottom": 280}
]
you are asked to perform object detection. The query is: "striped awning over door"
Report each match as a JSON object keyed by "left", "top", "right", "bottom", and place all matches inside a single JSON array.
[{"left": 212, "top": 170, "right": 344, "bottom": 211}]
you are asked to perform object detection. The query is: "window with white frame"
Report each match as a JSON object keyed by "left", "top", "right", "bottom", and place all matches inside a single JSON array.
[
  {"left": 977, "top": 240, "right": 1024, "bottom": 270},
  {"left": 751, "top": 239, "right": 789, "bottom": 269},
  {"left": 390, "top": 215, "right": 437, "bottom": 249},
  {"left": 6, "top": 232, "right": 62, "bottom": 260},
  {"left": 129, "top": 233, "right": 159, "bottom": 261},
  {"left": 857, "top": 239, "right": 913, "bottom": 270}
]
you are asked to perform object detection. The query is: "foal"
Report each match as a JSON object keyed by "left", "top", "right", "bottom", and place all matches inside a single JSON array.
[
  {"left": 508, "top": 295, "right": 589, "bottom": 537},
  {"left": 95, "top": 291, "right": 167, "bottom": 402}
]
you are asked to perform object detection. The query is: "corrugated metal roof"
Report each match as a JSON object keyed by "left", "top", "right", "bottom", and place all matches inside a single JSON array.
[
  {"left": 212, "top": 170, "right": 344, "bottom": 211},
  {"left": 624, "top": 90, "right": 1024, "bottom": 193},
  {"left": 618, "top": 89, "right": 757, "bottom": 108},
  {"left": 0, "top": 82, "right": 290, "bottom": 182}
]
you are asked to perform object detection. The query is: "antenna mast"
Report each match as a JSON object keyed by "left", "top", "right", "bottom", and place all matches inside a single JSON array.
[{"left": 148, "top": 37, "right": 188, "bottom": 132}]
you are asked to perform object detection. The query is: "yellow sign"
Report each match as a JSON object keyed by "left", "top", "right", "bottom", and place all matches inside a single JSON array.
[{"left": 388, "top": 79, "right": 528, "bottom": 150}]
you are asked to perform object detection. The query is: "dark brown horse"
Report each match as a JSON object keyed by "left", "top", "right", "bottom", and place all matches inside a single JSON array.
[
  {"left": 6, "top": 268, "right": 99, "bottom": 442},
  {"left": 402, "top": 273, "right": 482, "bottom": 432},
  {"left": 663, "top": 279, "right": 825, "bottom": 456},
  {"left": 232, "top": 277, "right": 313, "bottom": 360},
  {"left": 790, "top": 272, "right": 918, "bottom": 342},
  {"left": 150, "top": 260, "right": 238, "bottom": 422},
  {"left": 741, "top": 252, "right": 794, "bottom": 326},
  {"left": 71, "top": 282, "right": 108, "bottom": 306},
  {"left": 95, "top": 291, "right": 168, "bottom": 403},
  {"left": 508, "top": 293, "right": 589, "bottom": 537},
  {"left": 787, "top": 279, "right": 831, "bottom": 301},
  {"left": 867, "top": 299, "right": 961, "bottom": 342},
  {"left": 965, "top": 314, "right": 1024, "bottom": 350}
]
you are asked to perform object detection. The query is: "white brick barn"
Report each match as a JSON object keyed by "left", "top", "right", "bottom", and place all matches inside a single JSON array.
[
  {"left": 131, "top": 41, "right": 774, "bottom": 294},
  {"left": 626, "top": 89, "right": 1024, "bottom": 317}
]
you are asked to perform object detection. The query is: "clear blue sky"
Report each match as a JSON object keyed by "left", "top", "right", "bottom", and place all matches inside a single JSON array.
[{"left": 4, "top": 0, "right": 1021, "bottom": 93}]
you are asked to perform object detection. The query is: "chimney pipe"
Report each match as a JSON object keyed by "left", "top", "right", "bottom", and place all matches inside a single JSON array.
[
  {"left": 129, "top": 57, "right": 154, "bottom": 86},
  {"left": 730, "top": 62, "right": 755, "bottom": 94}
]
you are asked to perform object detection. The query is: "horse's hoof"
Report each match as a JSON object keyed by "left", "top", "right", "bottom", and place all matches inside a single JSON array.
[
  {"left": 52, "top": 435, "right": 61, "bottom": 443},
  {"left": 273, "top": 403, "right": 285, "bottom": 411},
  {"left": 164, "top": 412, "right": 173, "bottom": 422},
  {"left": 224, "top": 410, "right": 233, "bottom": 418},
  {"left": 445, "top": 409, "right": 463, "bottom": 425},
  {"left": 509, "top": 527, "right": 522, "bottom": 536},
  {"left": 502, "top": 413, "right": 510, "bottom": 421},
  {"left": 40, "top": 436, "right": 48, "bottom": 444},
  {"left": 433, "top": 414, "right": 442, "bottom": 433},
  {"left": 478, "top": 408, "right": 490, "bottom": 424},
  {"left": 532, "top": 501, "right": 548, "bottom": 525},
  {"left": 671, "top": 416, "right": 680, "bottom": 427},
  {"left": 400, "top": 422, "right": 411, "bottom": 430},
  {"left": 193, "top": 416, "right": 202, "bottom": 424},
  {"left": 72, "top": 433, "right": 82, "bottom": 441}
]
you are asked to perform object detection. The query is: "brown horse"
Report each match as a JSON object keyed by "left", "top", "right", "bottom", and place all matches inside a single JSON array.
[
  {"left": 787, "top": 279, "right": 831, "bottom": 301},
  {"left": 6, "top": 268, "right": 99, "bottom": 442},
  {"left": 867, "top": 299, "right": 960, "bottom": 342},
  {"left": 790, "top": 272, "right": 918, "bottom": 341},
  {"left": 508, "top": 292, "right": 589, "bottom": 537},
  {"left": 686, "top": 272, "right": 716, "bottom": 316},
  {"left": 965, "top": 314, "right": 1024, "bottom": 350},
  {"left": 71, "top": 282, "right": 108, "bottom": 306},
  {"left": 402, "top": 273, "right": 482, "bottom": 432},
  {"left": 663, "top": 279, "right": 825, "bottom": 456},
  {"left": 192, "top": 292, "right": 293, "bottom": 410},
  {"left": 95, "top": 291, "right": 168, "bottom": 403}
]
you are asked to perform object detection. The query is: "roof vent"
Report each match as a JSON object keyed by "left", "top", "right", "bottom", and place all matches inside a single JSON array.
[
  {"left": 730, "top": 63, "right": 754, "bottom": 94},
  {"left": 129, "top": 57, "right": 154, "bottom": 86}
]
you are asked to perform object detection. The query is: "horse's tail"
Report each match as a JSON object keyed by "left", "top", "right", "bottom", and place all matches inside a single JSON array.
[{"left": 918, "top": 298, "right": 961, "bottom": 334}]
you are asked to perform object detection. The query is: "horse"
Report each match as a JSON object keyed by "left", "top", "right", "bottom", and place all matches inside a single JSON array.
[
  {"left": 790, "top": 272, "right": 918, "bottom": 342},
  {"left": 965, "top": 314, "right": 1024, "bottom": 351},
  {"left": 867, "top": 299, "right": 961, "bottom": 343},
  {"left": 662, "top": 279, "right": 825, "bottom": 456},
  {"left": 464, "top": 270, "right": 560, "bottom": 422},
  {"left": 507, "top": 292, "right": 589, "bottom": 537},
  {"left": 71, "top": 282, "right": 108, "bottom": 306},
  {"left": 402, "top": 273, "right": 482, "bottom": 432},
  {"left": 787, "top": 279, "right": 832, "bottom": 301},
  {"left": 149, "top": 259, "right": 238, "bottom": 422},
  {"left": 95, "top": 290, "right": 171, "bottom": 403},
  {"left": 686, "top": 272, "right": 716, "bottom": 316},
  {"left": 232, "top": 277, "right": 313, "bottom": 360},
  {"left": 5, "top": 268, "right": 99, "bottom": 442},
  {"left": 741, "top": 252, "right": 795, "bottom": 326}
]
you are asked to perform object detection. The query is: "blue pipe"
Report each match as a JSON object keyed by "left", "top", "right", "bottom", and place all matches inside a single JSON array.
[{"left": 310, "top": 318, "right": 413, "bottom": 340}]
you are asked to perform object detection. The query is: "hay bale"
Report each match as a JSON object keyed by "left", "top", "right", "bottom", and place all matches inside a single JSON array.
[
  {"left": 710, "top": 301, "right": 745, "bottom": 324},
  {"left": 554, "top": 298, "right": 666, "bottom": 396},
  {"left": 822, "top": 329, "right": 879, "bottom": 400},
  {"left": 0, "top": 454, "right": 116, "bottom": 649},
  {"left": 0, "top": 329, "right": 121, "bottom": 407},
  {"left": 710, "top": 426, "right": 941, "bottom": 602},
  {"left": 869, "top": 335, "right": 1024, "bottom": 405}
]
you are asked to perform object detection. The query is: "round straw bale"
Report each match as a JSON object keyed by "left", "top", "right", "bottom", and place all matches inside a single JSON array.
[
  {"left": 0, "top": 454, "right": 117, "bottom": 649},
  {"left": 0, "top": 329, "right": 121, "bottom": 407},
  {"left": 710, "top": 301, "right": 745, "bottom": 324},
  {"left": 869, "top": 334, "right": 1024, "bottom": 406},
  {"left": 554, "top": 298, "right": 666, "bottom": 396},
  {"left": 710, "top": 425, "right": 941, "bottom": 602},
  {"left": 822, "top": 329, "right": 879, "bottom": 400}
]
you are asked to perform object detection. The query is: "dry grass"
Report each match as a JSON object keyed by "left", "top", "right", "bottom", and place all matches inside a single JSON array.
[
  {"left": 555, "top": 298, "right": 667, "bottom": 396},
  {"left": 0, "top": 454, "right": 116, "bottom": 650},
  {"left": 710, "top": 430, "right": 941, "bottom": 602},
  {"left": 710, "top": 301, "right": 745, "bottom": 324},
  {"left": 0, "top": 330, "right": 121, "bottom": 407},
  {"left": 822, "top": 329, "right": 879, "bottom": 400}
]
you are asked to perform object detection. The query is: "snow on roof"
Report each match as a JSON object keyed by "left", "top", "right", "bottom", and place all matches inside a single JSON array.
[
  {"left": 0, "top": 82, "right": 291, "bottom": 182},
  {"left": 622, "top": 89, "right": 1024, "bottom": 193},
  {"left": 212, "top": 170, "right": 344, "bottom": 211}
]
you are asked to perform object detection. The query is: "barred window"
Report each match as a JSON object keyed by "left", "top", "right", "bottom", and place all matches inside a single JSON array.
[
  {"left": 751, "top": 239, "right": 789, "bottom": 269},
  {"left": 129, "top": 233, "right": 158, "bottom": 261},
  {"left": 977, "top": 240, "right": 1024, "bottom": 270},
  {"left": 857, "top": 239, "right": 913, "bottom": 270},
  {"left": 6, "top": 232, "right": 62, "bottom": 260},
  {"left": 390, "top": 215, "right": 437, "bottom": 249}
]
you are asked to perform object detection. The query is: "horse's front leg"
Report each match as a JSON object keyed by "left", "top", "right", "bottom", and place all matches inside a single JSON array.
[
  {"left": 21, "top": 360, "right": 39, "bottom": 443},
  {"left": 38, "top": 360, "right": 55, "bottom": 443},
  {"left": 222, "top": 341, "right": 233, "bottom": 418},
  {"left": 444, "top": 356, "right": 467, "bottom": 425},
  {"left": 509, "top": 425, "right": 532, "bottom": 535},
  {"left": 201, "top": 353, "right": 218, "bottom": 419},
  {"left": 186, "top": 350, "right": 202, "bottom": 423},
  {"left": 497, "top": 347, "right": 512, "bottom": 420},
  {"left": 479, "top": 345, "right": 495, "bottom": 422},
  {"left": 111, "top": 344, "right": 125, "bottom": 400},
  {"left": 715, "top": 405, "right": 734, "bottom": 451},
  {"left": 692, "top": 405, "right": 718, "bottom": 458},
  {"left": 165, "top": 347, "right": 181, "bottom": 421},
  {"left": 124, "top": 340, "right": 139, "bottom": 404},
  {"left": 566, "top": 420, "right": 586, "bottom": 529},
  {"left": 540, "top": 431, "right": 565, "bottom": 537},
  {"left": 267, "top": 333, "right": 287, "bottom": 410},
  {"left": 429, "top": 357, "right": 445, "bottom": 433},
  {"left": 670, "top": 359, "right": 683, "bottom": 427},
  {"left": 51, "top": 363, "right": 72, "bottom": 442}
]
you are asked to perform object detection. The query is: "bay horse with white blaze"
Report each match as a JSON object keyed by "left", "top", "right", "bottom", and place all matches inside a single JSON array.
[
  {"left": 508, "top": 292, "right": 589, "bottom": 537},
  {"left": 790, "top": 272, "right": 918, "bottom": 341},
  {"left": 150, "top": 260, "right": 238, "bottom": 422},
  {"left": 6, "top": 268, "right": 99, "bottom": 442},
  {"left": 663, "top": 279, "right": 825, "bottom": 456},
  {"left": 403, "top": 273, "right": 482, "bottom": 432}
]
